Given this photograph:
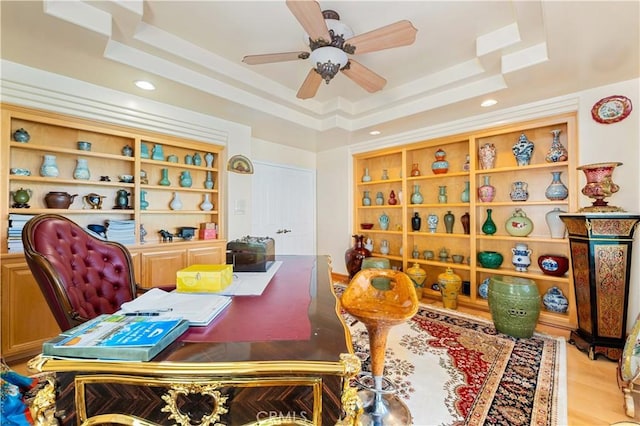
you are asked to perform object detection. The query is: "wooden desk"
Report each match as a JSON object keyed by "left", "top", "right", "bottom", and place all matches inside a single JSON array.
[{"left": 30, "top": 256, "right": 361, "bottom": 425}]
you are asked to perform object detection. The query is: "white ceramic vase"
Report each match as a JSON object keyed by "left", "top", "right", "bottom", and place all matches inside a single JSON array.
[
  {"left": 545, "top": 207, "right": 567, "bottom": 238},
  {"left": 170, "top": 192, "right": 183, "bottom": 210},
  {"left": 200, "top": 193, "right": 213, "bottom": 211}
]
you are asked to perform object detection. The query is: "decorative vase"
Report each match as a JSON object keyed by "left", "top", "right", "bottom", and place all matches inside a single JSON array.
[
  {"left": 481, "top": 208, "right": 497, "bottom": 235},
  {"left": 12, "top": 128, "right": 30, "bottom": 142},
  {"left": 411, "top": 212, "right": 421, "bottom": 231},
  {"left": 423, "top": 250, "right": 434, "bottom": 260},
  {"left": 545, "top": 207, "right": 567, "bottom": 238},
  {"left": 511, "top": 243, "right": 532, "bottom": 272},
  {"left": 410, "top": 163, "right": 421, "bottom": 177},
  {"left": 537, "top": 254, "right": 569, "bottom": 277},
  {"left": 204, "top": 171, "right": 214, "bottom": 189},
  {"left": 462, "top": 154, "right": 470, "bottom": 172},
  {"left": 577, "top": 162, "right": 623, "bottom": 211},
  {"left": 200, "top": 193, "right": 213, "bottom": 211},
  {"left": 509, "top": 181, "right": 529, "bottom": 201},
  {"left": 193, "top": 152, "right": 202, "bottom": 166},
  {"left": 478, "top": 251, "right": 503, "bottom": 269},
  {"left": 375, "top": 191, "right": 384, "bottom": 205},
  {"left": 411, "top": 184, "right": 424, "bottom": 204},
  {"left": 461, "top": 212, "right": 470, "bottom": 235},
  {"left": 40, "top": 154, "right": 59, "bottom": 177},
  {"left": 478, "top": 277, "right": 489, "bottom": 299},
  {"left": 412, "top": 245, "right": 420, "bottom": 259},
  {"left": 184, "top": 154, "right": 193, "bottom": 165},
  {"left": 388, "top": 190, "right": 398, "bottom": 205},
  {"left": 488, "top": 276, "right": 541, "bottom": 338},
  {"left": 205, "top": 152, "right": 214, "bottom": 168},
  {"left": 122, "top": 145, "right": 133, "bottom": 157},
  {"left": 478, "top": 175, "right": 495, "bottom": 202},
  {"left": 381, "top": 169, "right": 389, "bottom": 180},
  {"left": 151, "top": 144, "right": 164, "bottom": 160},
  {"left": 362, "top": 191, "right": 371, "bottom": 206},
  {"left": 406, "top": 263, "right": 427, "bottom": 288},
  {"left": 512, "top": 133, "right": 534, "bottom": 166},
  {"left": 169, "top": 192, "right": 182, "bottom": 210},
  {"left": 478, "top": 143, "right": 496, "bottom": 169},
  {"left": 159, "top": 168, "right": 171, "bottom": 186},
  {"left": 114, "top": 189, "right": 130, "bottom": 209},
  {"left": 542, "top": 287, "right": 569, "bottom": 313},
  {"left": 364, "top": 238, "right": 374, "bottom": 252},
  {"left": 505, "top": 208, "right": 534, "bottom": 237},
  {"left": 378, "top": 212, "right": 390, "bottom": 230},
  {"left": 438, "top": 267, "right": 462, "bottom": 309},
  {"left": 545, "top": 129, "right": 568, "bottom": 163},
  {"left": 139, "top": 190, "right": 149, "bottom": 210},
  {"left": 427, "top": 213, "right": 439, "bottom": 233},
  {"left": 461, "top": 181, "right": 470, "bottom": 203},
  {"left": 345, "top": 235, "right": 372, "bottom": 279},
  {"left": 431, "top": 148, "right": 449, "bottom": 174},
  {"left": 439, "top": 247, "right": 449, "bottom": 262},
  {"left": 73, "top": 158, "right": 90, "bottom": 180},
  {"left": 362, "top": 167, "right": 372, "bottom": 182},
  {"left": 379, "top": 239, "right": 390, "bottom": 255},
  {"left": 140, "top": 143, "right": 150, "bottom": 159},
  {"left": 443, "top": 211, "right": 455, "bottom": 234},
  {"left": 179, "top": 170, "right": 192, "bottom": 188},
  {"left": 545, "top": 171, "right": 569, "bottom": 201},
  {"left": 438, "top": 185, "right": 447, "bottom": 203}
]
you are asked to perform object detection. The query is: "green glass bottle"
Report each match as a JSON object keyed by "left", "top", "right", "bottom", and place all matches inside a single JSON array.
[{"left": 481, "top": 208, "right": 497, "bottom": 235}]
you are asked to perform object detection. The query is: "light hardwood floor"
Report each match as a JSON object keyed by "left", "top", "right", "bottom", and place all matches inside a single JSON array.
[{"left": 7, "top": 301, "right": 637, "bottom": 425}]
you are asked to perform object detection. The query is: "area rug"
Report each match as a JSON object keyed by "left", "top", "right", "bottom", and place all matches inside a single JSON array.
[{"left": 335, "top": 285, "right": 568, "bottom": 426}]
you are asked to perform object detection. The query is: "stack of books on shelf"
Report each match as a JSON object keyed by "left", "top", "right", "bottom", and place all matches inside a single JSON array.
[
  {"left": 106, "top": 219, "right": 136, "bottom": 245},
  {"left": 7, "top": 213, "right": 35, "bottom": 252}
]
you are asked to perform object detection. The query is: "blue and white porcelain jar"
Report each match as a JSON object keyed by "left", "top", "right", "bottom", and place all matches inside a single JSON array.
[
  {"left": 543, "top": 286, "right": 569, "bottom": 313},
  {"left": 511, "top": 243, "right": 532, "bottom": 272},
  {"left": 478, "top": 277, "right": 489, "bottom": 299},
  {"left": 512, "top": 134, "right": 534, "bottom": 166},
  {"left": 378, "top": 212, "right": 390, "bottom": 230},
  {"left": 545, "top": 171, "right": 569, "bottom": 201}
]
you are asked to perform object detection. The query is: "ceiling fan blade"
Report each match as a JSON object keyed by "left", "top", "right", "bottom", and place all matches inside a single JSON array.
[
  {"left": 342, "top": 60, "right": 387, "bottom": 93},
  {"left": 346, "top": 20, "right": 418, "bottom": 54},
  {"left": 286, "top": 0, "right": 331, "bottom": 44},
  {"left": 242, "top": 51, "right": 309, "bottom": 65},
  {"left": 297, "top": 69, "right": 323, "bottom": 99}
]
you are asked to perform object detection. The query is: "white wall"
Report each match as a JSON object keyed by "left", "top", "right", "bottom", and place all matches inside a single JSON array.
[{"left": 317, "top": 78, "right": 640, "bottom": 330}]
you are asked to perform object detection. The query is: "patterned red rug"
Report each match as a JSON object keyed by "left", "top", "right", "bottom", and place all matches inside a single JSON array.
[{"left": 336, "top": 286, "right": 567, "bottom": 426}]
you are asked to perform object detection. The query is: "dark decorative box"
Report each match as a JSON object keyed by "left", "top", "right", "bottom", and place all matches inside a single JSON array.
[{"left": 226, "top": 236, "right": 275, "bottom": 272}]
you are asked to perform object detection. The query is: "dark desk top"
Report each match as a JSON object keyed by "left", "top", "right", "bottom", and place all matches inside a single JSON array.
[{"left": 153, "top": 255, "right": 350, "bottom": 364}]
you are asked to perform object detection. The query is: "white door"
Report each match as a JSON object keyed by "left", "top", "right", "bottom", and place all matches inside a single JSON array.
[{"left": 251, "top": 162, "right": 316, "bottom": 255}]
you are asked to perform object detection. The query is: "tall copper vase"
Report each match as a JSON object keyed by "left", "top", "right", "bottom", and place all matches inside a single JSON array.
[{"left": 345, "top": 234, "right": 371, "bottom": 279}]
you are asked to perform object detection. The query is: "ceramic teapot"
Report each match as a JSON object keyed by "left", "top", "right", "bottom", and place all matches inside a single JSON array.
[
  {"left": 44, "top": 192, "right": 77, "bottom": 209},
  {"left": 83, "top": 193, "right": 106, "bottom": 210},
  {"left": 11, "top": 188, "right": 32, "bottom": 206}
]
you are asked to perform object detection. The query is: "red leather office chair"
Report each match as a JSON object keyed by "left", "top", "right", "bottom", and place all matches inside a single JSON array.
[{"left": 22, "top": 214, "right": 138, "bottom": 331}]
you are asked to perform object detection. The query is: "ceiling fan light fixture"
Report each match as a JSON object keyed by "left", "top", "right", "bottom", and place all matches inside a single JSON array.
[{"left": 310, "top": 46, "right": 348, "bottom": 84}]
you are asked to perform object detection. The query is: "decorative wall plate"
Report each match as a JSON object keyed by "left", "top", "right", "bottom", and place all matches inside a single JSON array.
[
  {"left": 591, "top": 95, "right": 633, "bottom": 124},
  {"left": 227, "top": 154, "right": 254, "bottom": 174}
]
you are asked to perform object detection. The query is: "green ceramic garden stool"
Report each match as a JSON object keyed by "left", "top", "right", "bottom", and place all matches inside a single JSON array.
[
  {"left": 488, "top": 275, "right": 541, "bottom": 338},
  {"left": 361, "top": 257, "right": 391, "bottom": 290}
]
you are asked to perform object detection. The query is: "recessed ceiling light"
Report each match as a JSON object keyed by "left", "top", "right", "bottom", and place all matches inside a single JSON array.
[
  {"left": 369, "top": 130, "right": 381, "bottom": 135},
  {"left": 134, "top": 80, "right": 156, "bottom": 91},
  {"left": 481, "top": 99, "right": 497, "bottom": 107}
]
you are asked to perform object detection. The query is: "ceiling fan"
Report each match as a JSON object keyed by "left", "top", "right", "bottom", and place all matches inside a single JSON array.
[{"left": 242, "top": 0, "right": 418, "bottom": 99}]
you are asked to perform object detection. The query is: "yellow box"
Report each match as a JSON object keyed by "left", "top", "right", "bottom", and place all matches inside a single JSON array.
[{"left": 176, "top": 264, "right": 233, "bottom": 293}]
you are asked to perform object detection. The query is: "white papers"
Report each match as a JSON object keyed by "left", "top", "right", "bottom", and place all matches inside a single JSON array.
[
  {"left": 217, "top": 261, "right": 282, "bottom": 296},
  {"left": 120, "top": 288, "right": 232, "bottom": 326}
]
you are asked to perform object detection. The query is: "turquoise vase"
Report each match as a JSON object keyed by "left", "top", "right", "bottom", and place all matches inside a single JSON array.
[{"left": 159, "top": 168, "right": 171, "bottom": 186}]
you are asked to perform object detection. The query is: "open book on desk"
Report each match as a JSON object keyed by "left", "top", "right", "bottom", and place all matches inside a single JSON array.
[{"left": 120, "top": 288, "right": 232, "bottom": 326}]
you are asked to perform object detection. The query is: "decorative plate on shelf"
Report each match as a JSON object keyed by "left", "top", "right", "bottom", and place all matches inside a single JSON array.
[
  {"left": 227, "top": 154, "right": 254, "bottom": 174},
  {"left": 591, "top": 95, "right": 633, "bottom": 124}
]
